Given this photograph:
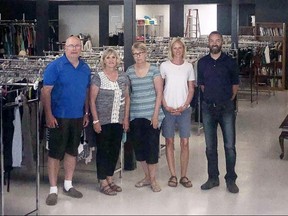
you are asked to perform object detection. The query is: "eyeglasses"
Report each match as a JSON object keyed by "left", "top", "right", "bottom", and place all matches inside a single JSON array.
[
  {"left": 132, "top": 51, "right": 145, "bottom": 57},
  {"left": 66, "top": 44, "right": 81, "bottom": 49}
]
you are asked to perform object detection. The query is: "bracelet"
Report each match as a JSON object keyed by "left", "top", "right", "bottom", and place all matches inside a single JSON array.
[{"left": 93, "top": 120, "right": 100, "bottom": 124}]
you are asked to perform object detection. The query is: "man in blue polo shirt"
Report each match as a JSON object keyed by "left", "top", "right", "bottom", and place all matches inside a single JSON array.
[
  {"left": 41, "top": 36, "right": 91, "bottom": 205},
  {"left": 197, "top": 31, "right": 239, "bottom": 193}
]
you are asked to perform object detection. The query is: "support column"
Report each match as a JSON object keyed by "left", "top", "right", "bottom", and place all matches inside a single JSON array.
[
  {"left": 124, "top": 0, "right": 136, "bottom": 71},
  {"left": 170, "top": 1, "right": 184, "bottom": 37},
  {"left": 36, "top": 0, "right": 49, "bottom": 56},
  {"left": 123, "top": 0, "right": 136, "bottom": 171},
  {"left": 231, "top": 0, "right": 239, "bottom": 49},
  {"left": 99, "top": 0, "right": 109, "bottom": 46}
]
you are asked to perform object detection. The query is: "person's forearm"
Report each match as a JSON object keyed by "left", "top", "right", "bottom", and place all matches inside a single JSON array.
[
  {"left": 231, "top": 85, "right": 239, "bottom": 100},
  {"left": 183, "top": 81, "right": 194, "bottom": 107},
  {"left": 84, "top": 89, "right": 90, "bottom": 114},
  {"left": 41, "top": 88, "right": 53, "bottom": 117}
]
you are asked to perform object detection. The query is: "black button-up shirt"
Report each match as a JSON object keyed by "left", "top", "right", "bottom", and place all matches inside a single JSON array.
[{"left": 197, "top": 52, "right": 239, "bottom": 104}]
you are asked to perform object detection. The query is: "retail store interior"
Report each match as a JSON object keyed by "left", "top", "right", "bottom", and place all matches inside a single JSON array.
[{"left": 1, "top": 0, "right": 288, "bottom": 215}]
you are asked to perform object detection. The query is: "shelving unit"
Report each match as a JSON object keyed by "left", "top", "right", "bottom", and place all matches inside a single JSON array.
[
  {"left": 239, "top": 26, "right": 255, "bottom": 35},
  {"left": 136, "top": 19, "right": 160, "bottom": 43},
  {"left": 136, "top": 19, "right": 145, "bottom": 42},
  {"left": 254, "top": 22, "right": 286, "bottom": 90}
]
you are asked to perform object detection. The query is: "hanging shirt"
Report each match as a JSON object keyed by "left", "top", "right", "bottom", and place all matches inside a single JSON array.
[{"left": 12, "top": 95, "right": 22, "bottom": 167}]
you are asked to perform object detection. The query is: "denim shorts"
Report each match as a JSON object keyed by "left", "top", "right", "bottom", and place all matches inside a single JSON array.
[
  {"left": 48, "top": 118, "right": 83, "bottom": 160},
  {"left": 162, "top": 107, "right": 192, "bottom": 138}
]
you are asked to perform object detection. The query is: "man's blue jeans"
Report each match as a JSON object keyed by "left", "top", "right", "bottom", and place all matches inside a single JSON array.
[{"left": 202, "top": 100, "right": 237, "bottom": 182}]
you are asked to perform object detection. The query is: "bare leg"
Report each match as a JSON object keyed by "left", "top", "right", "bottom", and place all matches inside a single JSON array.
[
  {"left": 148, "top": 163, "right": 161, "bottom": 191},
  {"left": 63, "top": 153, "right": 76, "bottom": 181},
  {"left": 140, "top": 161, "right": 150, "bottom": 181},
  {"left": 148, "top": 163, "right": 157, "bottom": 184},
  {"left": 106, "top": 176, "right": 113, "bottom": 184},
  {"left": 165, "top": 137, "right": 176, "bottom": 177},
  {"left": 180, "top": 137, "right": 189, "bottom": 177},
  {"left": 47, "top": 156, "right": 60, "bottom": 187}
]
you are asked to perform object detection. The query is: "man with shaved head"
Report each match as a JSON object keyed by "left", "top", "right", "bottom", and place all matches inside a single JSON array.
[{"left": 41, "top": 36, "right": 91, "bottom": 205}]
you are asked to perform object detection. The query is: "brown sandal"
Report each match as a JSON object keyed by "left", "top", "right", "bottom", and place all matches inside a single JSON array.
[
  {"left": 109, "top": 182, "right": 122, "bottom": 192},
  {"left": 100, "top": 185, "right": 117, "bottom": 196},
  {"left": 168, "top": 176, "right": 178, "bottom": 187},
  {"left": 179, "top": 176, "right": 193, "bottom": 188}
]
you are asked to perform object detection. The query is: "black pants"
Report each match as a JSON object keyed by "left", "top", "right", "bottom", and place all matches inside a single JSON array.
[{"left": 95, "top": 123, "right": 123, "bottom": 180}]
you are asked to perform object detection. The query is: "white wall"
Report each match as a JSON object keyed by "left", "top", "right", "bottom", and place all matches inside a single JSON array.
[
  {"left": 184, "top": 4, "right": 217, "bottom": 36},
  {"left": 109, "top": 5, "right": 124, "bottom": 34},
  {"left": 59, "top": 5, "right": 99, "bottom": 46}
]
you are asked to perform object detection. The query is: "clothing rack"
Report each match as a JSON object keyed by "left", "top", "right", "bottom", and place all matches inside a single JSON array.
[
  {"left": 0, "top": 60, "right": 43, "bottom": 215},
  {"left": 0, "top": 17, "right": 37, "bottom": 56},
  {"left": 1, "top": 83, "right": 40, "bottom": 215},
  {"left": 237, "top": 39, "right": 277, "bottom": 105},
  {"left": 0, "top": 21, "right": 36, "bottom": 26}
]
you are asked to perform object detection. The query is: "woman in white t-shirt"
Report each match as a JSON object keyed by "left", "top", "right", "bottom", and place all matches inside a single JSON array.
[{"left": 160, "top": 37, "right": 195, "bottom": 188}]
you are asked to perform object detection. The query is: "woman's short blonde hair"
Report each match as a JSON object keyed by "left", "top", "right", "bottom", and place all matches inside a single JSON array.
[
  {"left": 168, "top": 37, "right": 187, "bottom": 60},
  {"left": 131, "top": 42, "right": 147, "bottom": 53},
  {"left": 100, "top": 48, "right": 121, "bottom": 69}
]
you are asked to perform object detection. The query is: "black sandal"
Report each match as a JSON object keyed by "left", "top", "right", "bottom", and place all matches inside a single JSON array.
[{"left": 168, "top": 176, "right": 178, "bottom": 187}]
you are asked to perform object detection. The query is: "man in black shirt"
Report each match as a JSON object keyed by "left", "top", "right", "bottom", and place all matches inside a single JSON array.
[{"left": 197, "top": 31, "right": 239, "bottom": 193}]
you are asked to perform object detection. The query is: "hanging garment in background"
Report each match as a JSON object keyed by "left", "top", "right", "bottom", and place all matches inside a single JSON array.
[
  {"left": 12, "top": 95, "right": 22, "bottom": 167},
  {"left": 21, "top": 95, "right": 35, "bottom": 169},
  {"left": 264, "top": 45, "right": 270, "bottom": 64},
  {"left": 77, "top": 129, "right": 90, "bottom": 163}
]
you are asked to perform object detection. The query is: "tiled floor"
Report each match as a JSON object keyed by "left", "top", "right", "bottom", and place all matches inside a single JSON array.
[{"left": 2, "top": 90, "right": 288, "bottom": 215}]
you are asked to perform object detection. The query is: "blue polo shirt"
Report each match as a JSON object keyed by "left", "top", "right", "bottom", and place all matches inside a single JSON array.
[
  {"left": 43, "top": 54, "right": 91, "bottom": 118},
  {"left": 197, "top": 52, "right": 239, "bottom": 104}
]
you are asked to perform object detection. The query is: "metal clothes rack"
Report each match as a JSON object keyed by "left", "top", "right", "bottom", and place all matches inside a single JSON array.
[
  {"left": 237, "top": 39, "right": 275, "bottom": 105},
  {"left": 0, "top": 57, "right": 47, "bottom": 215},
  {"left": 0, "top": 82, "right": 40, "bottom": 216},
  {"left": 0, "top": 16, "right": 37, "bottom": 57}
]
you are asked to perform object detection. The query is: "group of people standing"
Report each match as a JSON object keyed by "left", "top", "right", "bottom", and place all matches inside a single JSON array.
[{"left": 41, "top": 30, "right": 239, "bottom": 206}]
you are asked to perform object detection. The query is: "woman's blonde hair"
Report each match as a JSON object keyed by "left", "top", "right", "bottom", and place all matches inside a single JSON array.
[
  {"left": 168, "top": 37, "right": 187, "bottom": 60},
  {"left": 100, "top": 48, "right": 121, "bottom": 69},
  {"left": 131, "top": 42, "right": 147, "bottom": 53}
]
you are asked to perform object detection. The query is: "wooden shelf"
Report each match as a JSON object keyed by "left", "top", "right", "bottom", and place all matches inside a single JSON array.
[
  {"left": 239, "top": 26, "right": 255, "bottom": 35},
  {"left": 254, "top": 22, "right": 286, "bottom": 90}
]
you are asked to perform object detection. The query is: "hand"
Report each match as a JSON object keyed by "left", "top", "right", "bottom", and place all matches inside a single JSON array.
[
  {"left": 93, "top": 123, "right": 102, "bottom": 134},
  {"left": 171, "top": 109, "right": 182, "bottom": 115},
  {"left": 123, "top": 118, "right": 129, "bottom": 132},
  {"left": 46, "top": 114, "right": 58, "bottom": 128},
  {"left": 165, "top": 106, "right": 176, "bottom": 113},
  {"left": 178, "top": 104, "right": 188, "bottom": 113},
  {"left": 83, "top": 114, "right": 89, "bottom": 127},
  {"left": 151, "top": 116, "right": 158, "bottom": 129}
]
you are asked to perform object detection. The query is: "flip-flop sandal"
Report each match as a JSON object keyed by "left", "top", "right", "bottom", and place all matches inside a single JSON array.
[
  {"left": 135, "top": 179, "right": 151, "bottom": 187},
  {"left": 151, "top": 182, "right": 161, "bottom": 192}
]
